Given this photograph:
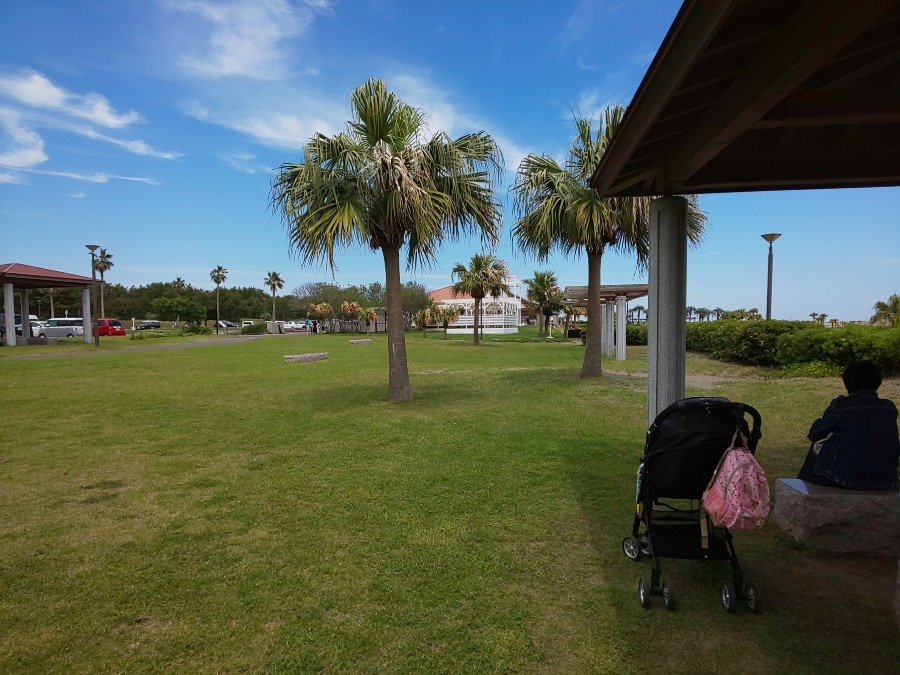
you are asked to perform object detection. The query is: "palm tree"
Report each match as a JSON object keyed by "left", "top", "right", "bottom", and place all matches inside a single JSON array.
[
  {"left": 451, "top": 254, "right": 510, "bottom": 346},
  {"left": 265, "top": 271, "right": 284, "bottom": 321},
  {"left": 271, "top": 78, "right": 503, "bottom": 402},
  {"left": 93, "top": 248, "right": 114, "bottom": 317},
  {"left": 210, "top": 265, "right": 228, "bottom": 329},
  {"left": 171, "top": 277, "right": 186, "bottom": 295},
  {"left": 870, "top": 293, "right": 900, "bottom": 326},
  {"left": 512, "top": 107, "right": 706, "bottom": 378},
  {"left": 432, "top": 304, "right": 461, "bottom": 340},
  {"left": 632, "top": 304, "right": 647, "bottom": 324},
  {"left": 524, "top": 271, "right": 559, "bottom": 337}
]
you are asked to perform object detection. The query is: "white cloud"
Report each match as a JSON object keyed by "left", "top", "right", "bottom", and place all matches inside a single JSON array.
[
  {"left": 25, "top": 168, "right": 159, "bottom": 185},
  {"left": 67, "top": 190, "right": 86, "bottom": 198},
  {"left": 163, "top": 0, "right": 331, "bottom": 79},
  {"left": 0, "top": 171, "right": 26, "bottom": 184},
  {"left": 0, "top": 110, "right": 47, "bottom": 169},
  {"left": 72, "top": 125, "right": 183, "bottom": 159},
  {"left": 0, "top": 70, "right": 141, "bottom": 128}
]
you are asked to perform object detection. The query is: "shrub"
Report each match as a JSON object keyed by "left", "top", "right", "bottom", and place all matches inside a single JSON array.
[
  {"left": 128, "top": 330, "right": 167, "bottom": 341},
  {"left": 181, "top": 323, "right": 212, "bottom": 335},
  {"left": 685, "top": 320, "right": 810, "bottom": 366},
  {"left": 776, "top": 325, "right": 900, "bottom": 374},
  {"left": 241, "top": 323, "right": 267, "bottom": 335},
  {"left": 626, "top": 324, "right": 647, "bottom": 345}
]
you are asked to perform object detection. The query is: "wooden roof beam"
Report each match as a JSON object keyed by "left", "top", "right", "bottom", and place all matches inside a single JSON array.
[{"left": 665, "top": 0, "right": 899, "bottom": 184}]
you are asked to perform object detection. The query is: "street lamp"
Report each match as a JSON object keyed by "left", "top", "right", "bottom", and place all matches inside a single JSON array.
[
  {"left": 761, "top": 233, "right": 781, "bottom": 320},
  {"left": 85, "top": 244, "right": 100, "bottom": 347}
]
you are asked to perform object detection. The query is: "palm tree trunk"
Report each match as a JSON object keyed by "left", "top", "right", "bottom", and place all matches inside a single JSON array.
[
  {"left": 271, "top": 289, "right": 276, "bottom": 321},
  {"left": 382, "top": 245, "right": 412, "bottom": 401},
  {"left": 49, "top": 289, "right": 55, "bottom": 319},
  {"left": 581, "top": 248, "right": 603, "bottom": 378},
  {"left": 539, "top": 302, "right": 546, "bottom": 337},
  {"left": 472, "top": 299, "right": 481, "bottom": 346},
  {"left": 216, "top": 286, "right": 221, "bottom": 329},
  {"left": 99, "top": 271, "right": 106, "bottom": 317}
]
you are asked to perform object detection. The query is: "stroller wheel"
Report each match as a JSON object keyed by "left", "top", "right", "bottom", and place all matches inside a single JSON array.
[
  {"left": 744, "top": 583, "right": 760, "bottom": 613},
  {"left": 662, "top": 580, "right": 674, "bottom": 611},
  {"left": 721, "top": 581, "right": 737, "bottom": 613},
  {"left": 622, "top": 536, "right": 642, "bottom": 561},
  {"left": 638, "top": 577, "right": 651, "bottom": 609}
]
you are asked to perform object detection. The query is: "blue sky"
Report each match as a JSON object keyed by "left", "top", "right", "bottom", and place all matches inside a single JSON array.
[{"left": 1, "top": 0, "right": 897, "bottom": 321}]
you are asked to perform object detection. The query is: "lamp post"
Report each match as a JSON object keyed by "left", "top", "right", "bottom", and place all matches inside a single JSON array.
[
  {"left": 761, "top": 233, "right": 781, "bottom": 320},
  {"left": 86, "top": 244, "right": 100, "bottom": 347}
]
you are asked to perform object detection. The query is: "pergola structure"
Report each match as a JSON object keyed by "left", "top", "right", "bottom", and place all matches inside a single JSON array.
[
  {"left": 589, "top": 0, "right": 900, "bottom": 422},
  {"left": 562, "top": 284, "right": 649, "bottom": 361},
  {"left": 0, "top": 263, "right": 99, "bottom": 347}
]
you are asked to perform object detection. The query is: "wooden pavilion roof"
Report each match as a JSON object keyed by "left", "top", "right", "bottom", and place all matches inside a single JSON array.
[
  {"left": 590, "top": 0, "right": 900, "bottom": 196},
  {"left": 562, "top": 284, "right": 648, "bottom": 307},
  {"left": 0, "top": 263, "right": 98, "bottom": 289}
]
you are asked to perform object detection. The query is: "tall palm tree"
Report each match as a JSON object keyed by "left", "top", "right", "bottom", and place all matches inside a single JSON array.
[
  {"left": 93, "top": 248, "right": 114, "bottom": 317},
  {"left": 512, "top": 106, "right": 707, "bottom": 378},
  {"left": 524, "top": 270, "right": 559, "bottom": 337},
  {"left": 171, "top": 277, "right": 186, "bottom": 295},
  {"left": 870, "top": 293, "right": 900, "bottom": 326},
  {"left": 632, "top": 304, "right": 647, "bottom": 324},
  {"left": 451, "top": 254, "right": 510, "bottom": 346},
  {"left": 265, "top": 271, "right": 284, "bottom": 321},
  {"left": 271, "top": 78, "right": 503, "bottom": 401},
  {"left": 210, "top": 265, "right": 228, "bottom": 329}
]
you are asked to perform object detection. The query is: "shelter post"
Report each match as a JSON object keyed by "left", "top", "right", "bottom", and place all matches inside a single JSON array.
[
  {"left": 599, "top": 302, "right": 608, "bottom": 355},
  {"left": 21, "top": 291, "right": 31, "bottom": 344},
  {"left": 82, "top": 288, "right": 92, "bottom": 344},
  {"left": 605, "top": 301, "right": 616, "bottom": 357},
  {"left": 648, "top": 196, "right": 687, "bottom": 425},
  {"left": 3, "top": 282, "right": 15, "bottom": 347},
  {"left": 616, "top": 296, "right": 627, "bottom": 361}
]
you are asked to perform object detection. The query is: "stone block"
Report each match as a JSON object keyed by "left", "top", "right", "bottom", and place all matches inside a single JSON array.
[
  {"left": 774, "top": 478, "right": 900, "bottom": 556},
  {"left": 349, "top": 339, "right": 371, "bottom": 345},
  {"left": 284, "top": 352, "right": 328, "bottom": 363}
]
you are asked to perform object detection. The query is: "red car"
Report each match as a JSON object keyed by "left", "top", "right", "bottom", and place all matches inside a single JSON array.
[{"left": 95, "top": 318, "right": 126, "bottom": 336}]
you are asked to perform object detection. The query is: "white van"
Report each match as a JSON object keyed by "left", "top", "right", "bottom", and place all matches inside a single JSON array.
[{"left": 39, "top": 318, "right": 85, "bottom": 338}]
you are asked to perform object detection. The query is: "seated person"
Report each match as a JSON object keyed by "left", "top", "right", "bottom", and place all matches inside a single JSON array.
[{"left": 798, "top": 360, "right": 899, "bottom": 489}]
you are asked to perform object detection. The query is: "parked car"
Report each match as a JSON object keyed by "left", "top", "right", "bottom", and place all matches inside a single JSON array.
[
  {"left": 95, "top": 318, "right": 126, "bottom": 336},
  {"left": 282, "top": 321, "right": 300, "bottom": 331},
  {"left": 37, "top": 318, "right": 84, "bottom": 338},
  {"left": 217, "top": 320, "right": 237, "bottom": 329},
  {"left": 241, "top": 320, "right": 257, "bottom": 328},
  {"left": 30, "top": 321, "right": 48, "bottom": 337},
  {"left": 136, "top": 320, "right": 161, "bottom": 330}
]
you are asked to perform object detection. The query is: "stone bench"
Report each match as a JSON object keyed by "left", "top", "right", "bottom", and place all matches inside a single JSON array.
[
  {"left": 349, "top": 339, "right": 371, "bottom": 345},
  {"left": 774, "top": 478, "right": 900, "bottom": 557},
  {"left": 284, "top": 353, "right": 328, "bottom": 363}
]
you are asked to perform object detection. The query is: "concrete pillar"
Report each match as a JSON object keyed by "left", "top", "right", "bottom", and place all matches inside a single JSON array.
[
  {"left": 21, "top": 291, "right": 31, "bottom": 344},
  {"left": 605, "top": 301, "right": 616, "bottom": 357},
  {"left": 599, "top": 301, "right": 608, "bottom": 355},
  {"left": 82, "top": 287, "right": 92, "bottom": 343},
  {"left": 648, "top": 196, "right": 688, "bottom": 426},
  {"left": 616, "top": 296, "right": 627, "bottom": 361},
  {"left": 3, "top": 283, "right": 16, "bottom": 347}
]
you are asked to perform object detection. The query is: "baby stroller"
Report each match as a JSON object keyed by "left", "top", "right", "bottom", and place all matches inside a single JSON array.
[{"left": 622, "top": 397, "right": 763, "bottom": 612}]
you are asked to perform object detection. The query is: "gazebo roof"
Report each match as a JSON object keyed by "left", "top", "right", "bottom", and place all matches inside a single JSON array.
[
  {"left": 590, "top": 0, "right": 900, "bottom": 197},
  {"left": 0, "top": 263, "right": 98, "bottom": 289},
  {"left": 562, "top": 285, "right": 649, "bottom": 306}
]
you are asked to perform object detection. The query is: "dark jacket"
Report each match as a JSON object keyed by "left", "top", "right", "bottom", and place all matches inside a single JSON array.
[{"left": 806, "top": 390, "right": 899, "bottom": 489}]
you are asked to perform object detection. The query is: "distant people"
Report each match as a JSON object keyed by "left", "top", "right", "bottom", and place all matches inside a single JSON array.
[
  {"left": 312, "top": 320, "right": 318, "bottom": 334},
  {"left": 798, "top": 360, "right": 899, "bottom": 489}
]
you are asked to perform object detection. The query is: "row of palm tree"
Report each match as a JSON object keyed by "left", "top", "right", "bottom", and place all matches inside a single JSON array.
[
  {"left": 209, "top": 267, "right": 284, "bottom": 327},
  {"left": 271, "top": 79, "right": 706, "bottom": 401}
]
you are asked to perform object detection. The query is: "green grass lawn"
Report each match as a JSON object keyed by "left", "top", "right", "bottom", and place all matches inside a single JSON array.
[{"left": 1, "top": 333, "right": 898, "bottom": 673}]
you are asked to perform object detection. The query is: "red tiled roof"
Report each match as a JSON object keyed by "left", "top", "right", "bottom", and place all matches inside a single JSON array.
[{"left": 0, "top": 263, "right": 99, "bottom": 288}]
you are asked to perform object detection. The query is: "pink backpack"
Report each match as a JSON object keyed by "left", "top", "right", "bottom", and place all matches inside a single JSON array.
[{"left": 702, "top": 431, "right": 770, "bottom": 529}]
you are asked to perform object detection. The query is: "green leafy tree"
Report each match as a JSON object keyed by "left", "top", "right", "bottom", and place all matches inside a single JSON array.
[
  {"left": 93, "top": 248, "right": 114, "bottom": 317},
  {"left": 512, "top": 107, "right": 707, "bottom": 378},
  {"left": 264, "top": 271, "right": 284, "bottom": 321},
  {"left": 271, "top": 79, "right": 503, "bottom": 401},
  {"left": 870, "top": 293, "right": 900, "bottom": 326},
  {"left": 210, "top": 265, "right": 228, "bottom": 327},
  {"left": 451, "top": 254, "right": 510, "bottom": 346}
]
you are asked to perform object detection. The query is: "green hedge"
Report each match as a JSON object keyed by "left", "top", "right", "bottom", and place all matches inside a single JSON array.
[
  {"left": 626, "top": 324, "right": 647, "bottom": 345},
  {"left": 682, "top": 320, "right": 898, "bottom": 374}
]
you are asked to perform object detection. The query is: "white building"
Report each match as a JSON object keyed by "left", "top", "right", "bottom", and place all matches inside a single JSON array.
[{"left": 428, "top": 282, "right": 527, "bottom": 335}]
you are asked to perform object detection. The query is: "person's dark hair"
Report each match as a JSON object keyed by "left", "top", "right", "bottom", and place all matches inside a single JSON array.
[{"left": 842, "top": 360, "right": 882, "bottom": 393}]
